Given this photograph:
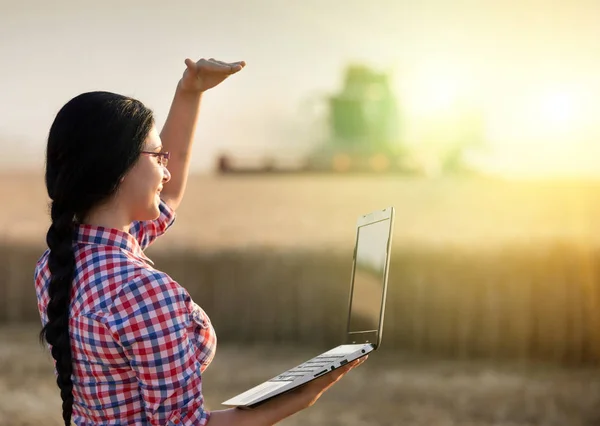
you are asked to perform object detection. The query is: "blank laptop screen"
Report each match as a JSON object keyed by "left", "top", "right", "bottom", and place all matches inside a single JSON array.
[{"left": 348, "top": 218, "right": 390, "bottom": 334}]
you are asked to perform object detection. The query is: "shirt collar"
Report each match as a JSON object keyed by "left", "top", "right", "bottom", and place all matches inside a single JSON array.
[{"left": 74, "top": 224, "right": 155, "bottom": 265}]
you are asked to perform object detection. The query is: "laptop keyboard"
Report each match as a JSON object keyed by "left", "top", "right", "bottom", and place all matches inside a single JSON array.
[{"left": 270, "top": 354, "right": 347, "bottom": 382}]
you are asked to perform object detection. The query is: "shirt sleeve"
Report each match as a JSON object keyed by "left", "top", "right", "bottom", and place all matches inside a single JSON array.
[
  {"left": 109, "top": 271, "right": 210, "bottom": 426},
  {"left": 128, "top": 198, "right": 176, "bottom": 251}
]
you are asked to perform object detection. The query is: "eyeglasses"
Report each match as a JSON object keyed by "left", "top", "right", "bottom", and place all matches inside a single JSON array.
[{"left": 141, "top": 151, "right": 170, "bottom": 168}]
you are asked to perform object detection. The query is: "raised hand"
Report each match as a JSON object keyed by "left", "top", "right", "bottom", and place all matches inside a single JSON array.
[{"left": 179, "top": 57, "right": 246, "bottom": 93}]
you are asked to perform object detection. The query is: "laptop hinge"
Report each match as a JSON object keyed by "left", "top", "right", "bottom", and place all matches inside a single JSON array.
[{"left": 345, "top": 330, "right": 378, "bottom": 346}]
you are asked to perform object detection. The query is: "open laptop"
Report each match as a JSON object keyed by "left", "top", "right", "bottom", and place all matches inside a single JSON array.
[{"left": 222, "top": 206, "right": 395, "bottom": 408}]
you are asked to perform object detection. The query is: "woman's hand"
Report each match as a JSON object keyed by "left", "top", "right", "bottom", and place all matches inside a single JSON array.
[
  {"left": 179, "top": 57, "right": 246, "bottom": 93},
  {"left": 208, "top": 356, "right": 369, "bottom": 426}
]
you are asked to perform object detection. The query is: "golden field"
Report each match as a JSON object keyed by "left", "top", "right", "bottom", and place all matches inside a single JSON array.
[
  {"left": 2, "top": 174, "right": 600, "bottom": 425},
  {"left": 1, "top": 324, "right": 599, "bottom": 426},
  {"left": 2, "top": 173, "right": 600, "bottom": 251},
  {"left": 3, "top": 173, "right": 600, "bottom": 361}
]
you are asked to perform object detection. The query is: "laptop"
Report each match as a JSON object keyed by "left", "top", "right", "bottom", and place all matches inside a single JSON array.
[{"left": 222, "top": 206, "right": 395, "bottom": 408}]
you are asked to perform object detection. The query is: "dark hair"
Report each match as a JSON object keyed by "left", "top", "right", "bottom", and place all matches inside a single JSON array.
[{"left": 39, "top": 91, "right": 154, "bottom": 425}]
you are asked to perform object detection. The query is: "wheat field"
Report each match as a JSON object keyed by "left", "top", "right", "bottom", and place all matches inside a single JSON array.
[
  {"left": 2, "top": 173, "right": 600, "bottom": 251},
  {"left": 3, "top": 174, "right": 600, "bottom": 425},
  {"left": 1, "top": 324, "right": 599, "bottom": 426}
]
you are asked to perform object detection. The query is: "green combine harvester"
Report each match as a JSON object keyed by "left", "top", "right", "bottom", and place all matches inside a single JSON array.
[{"left": 304, "top": 64, "right": 408, "bottom": 173}]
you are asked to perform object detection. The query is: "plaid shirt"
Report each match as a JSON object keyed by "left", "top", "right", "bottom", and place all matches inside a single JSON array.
[{"left": 34, "top": 199, "right": 216, "bottom": 426}]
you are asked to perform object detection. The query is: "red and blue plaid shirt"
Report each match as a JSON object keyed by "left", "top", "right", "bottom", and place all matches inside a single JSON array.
[{"left": 34, "top": 199, "right": 216, "bottom": 426}]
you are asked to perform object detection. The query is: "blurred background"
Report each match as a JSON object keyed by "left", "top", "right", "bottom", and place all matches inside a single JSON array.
[{"left": 2, "top": 0, "right": 600, "bottom": 425}]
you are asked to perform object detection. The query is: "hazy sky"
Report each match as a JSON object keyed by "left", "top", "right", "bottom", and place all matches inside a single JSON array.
[{"left": 2, "top": 0, "right": 600, "bottom": 176}]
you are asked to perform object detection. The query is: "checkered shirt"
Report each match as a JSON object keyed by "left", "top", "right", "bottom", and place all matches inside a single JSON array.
[{"left": 34, "top": 199, "right": 216, "bottom": 425}]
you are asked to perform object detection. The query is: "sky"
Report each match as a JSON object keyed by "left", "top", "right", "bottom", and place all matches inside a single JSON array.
[{"left": 1, "top": 0, "right": 600, "bottom": 177}]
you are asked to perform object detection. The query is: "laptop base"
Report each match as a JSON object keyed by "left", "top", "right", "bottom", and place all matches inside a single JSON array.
[{"left": 222, "top": 343, "right": 375, "bottom": 408}]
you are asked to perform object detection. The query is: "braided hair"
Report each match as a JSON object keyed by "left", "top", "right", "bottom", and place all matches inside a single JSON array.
[{"left": 39, "top": 91, "right": 154, "bottom": 425}]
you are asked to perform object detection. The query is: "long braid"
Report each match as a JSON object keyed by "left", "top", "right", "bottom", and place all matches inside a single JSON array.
[
  {"left": 39, "top": 90, "right": 155, "bottom": 423},
  {"left": 40, "top": 201, "right": 76, "bottom": 425}
]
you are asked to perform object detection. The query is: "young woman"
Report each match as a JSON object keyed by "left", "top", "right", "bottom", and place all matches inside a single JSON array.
[{"left": 34, "top": 57, "right": 366, "bottom": 426}]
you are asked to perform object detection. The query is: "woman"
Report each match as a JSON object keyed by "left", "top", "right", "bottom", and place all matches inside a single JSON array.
[{"left": 34, "top": 57, "right": 366, "bottom": 426}]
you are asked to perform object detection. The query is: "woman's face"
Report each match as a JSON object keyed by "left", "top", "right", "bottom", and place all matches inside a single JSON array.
[{"left": 118, "top": 125, "right": 171, "bottom": 222}]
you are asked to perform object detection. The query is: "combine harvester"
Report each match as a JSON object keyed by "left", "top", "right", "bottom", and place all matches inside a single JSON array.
[{"left": 216, "top": 65, "right": 415, "bottom": 175}]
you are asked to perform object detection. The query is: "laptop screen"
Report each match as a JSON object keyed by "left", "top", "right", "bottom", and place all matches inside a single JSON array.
[{"left": 347, "top": 218, "right": 391, "bottom": 335}]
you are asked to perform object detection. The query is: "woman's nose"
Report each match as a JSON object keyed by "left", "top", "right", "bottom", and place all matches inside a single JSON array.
[{"left": 162, "top": 166, "right": 171, "bottom": 183}]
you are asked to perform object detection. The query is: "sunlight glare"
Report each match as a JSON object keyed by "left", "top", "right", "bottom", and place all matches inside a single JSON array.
[
  {"left": 538, "top": 90, "right": 578, "bottom": 130},
  {"left": 402, "top": 61, "right": 475, "bottom": 118}
]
